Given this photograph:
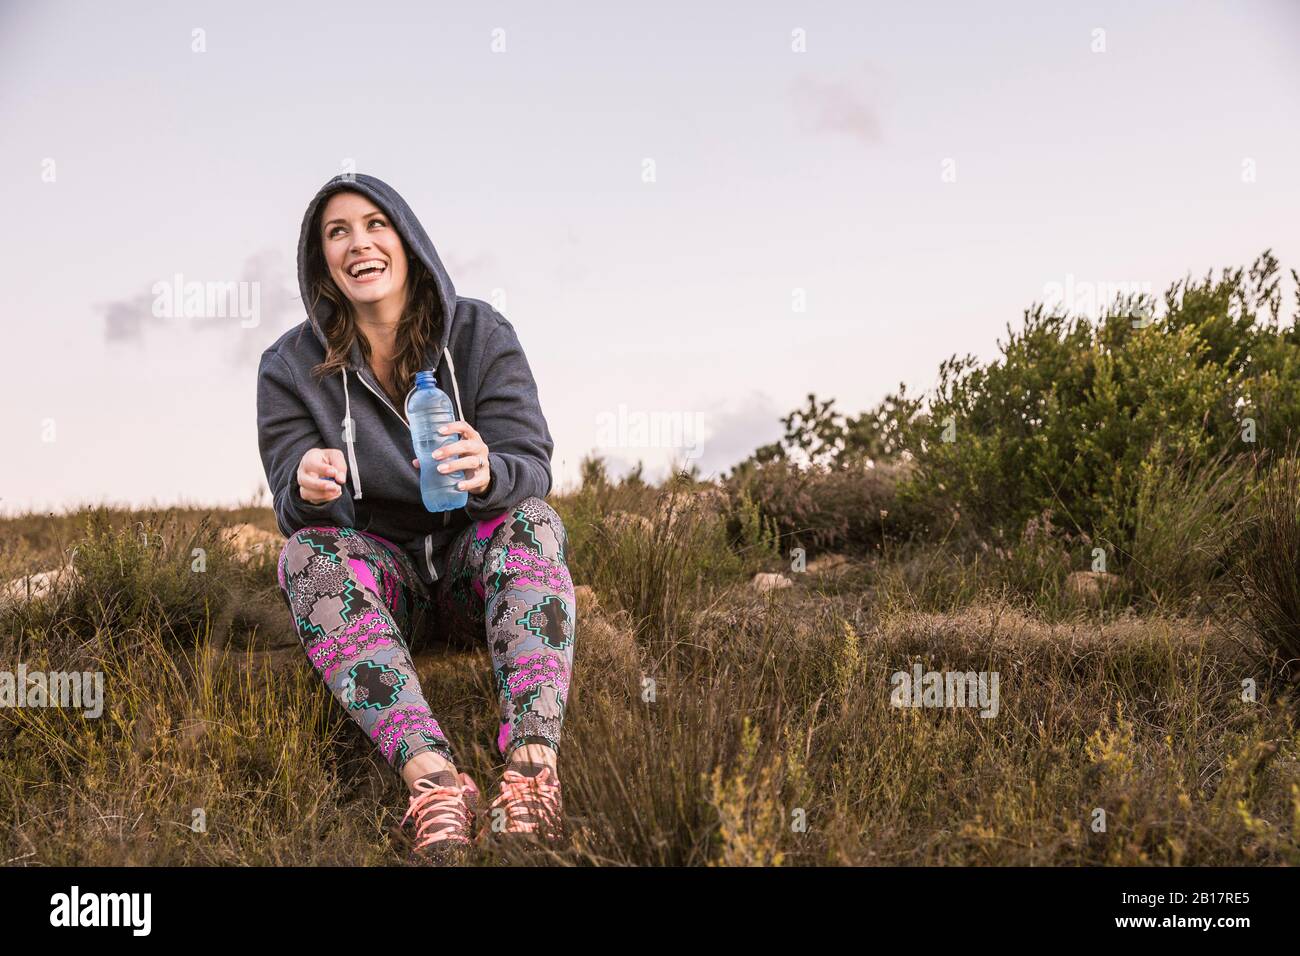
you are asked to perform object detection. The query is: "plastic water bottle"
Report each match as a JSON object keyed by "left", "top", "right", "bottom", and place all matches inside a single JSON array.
[{"left": 407, "top": 370, "right": 469, "bottom": 512}]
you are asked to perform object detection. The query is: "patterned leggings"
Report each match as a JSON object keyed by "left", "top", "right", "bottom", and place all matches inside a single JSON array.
[{"left": 276, "top": 496, "right": 576, "bottom": 773}]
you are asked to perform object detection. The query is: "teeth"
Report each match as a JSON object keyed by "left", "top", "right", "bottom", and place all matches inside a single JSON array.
[{"left": 349, "top": 260, "right": 386, "bottom": 277}]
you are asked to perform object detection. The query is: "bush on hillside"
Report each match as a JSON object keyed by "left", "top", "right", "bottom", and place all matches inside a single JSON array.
[
  {"left": 1234, "top": 453, "right": 1300, "bottom": 685},
  {"left": 903, "top": 251, "right": 1297, "bottom": 552},
  {"left": 723, "top": 457, "right": 940, "bottom": 559}
]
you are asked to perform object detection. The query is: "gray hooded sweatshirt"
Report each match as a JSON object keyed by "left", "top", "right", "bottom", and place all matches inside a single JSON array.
[{"left": 256, "top": 173, "right": 553, "bottom": 586}]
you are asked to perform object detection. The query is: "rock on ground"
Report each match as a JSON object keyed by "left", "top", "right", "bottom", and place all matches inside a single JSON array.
[
  {"left": 0, "top": 565, "right": 78, "bottom": 604},
  {"left": 655, "top": 486, "right": 730, "bottom": 527},
  {"left": 808, "top": 553, "right": 850, "bottom": 573},
  {"left": 752, "top": 572, "right": 793, "bottom": 593},
  {"left": 1066, "top": 570, "right": 1121, "bottom": 604},
  {"left": 604, "top": 510, "right": 656, "bottom": 537},
  {"left": 219, "top": 524, "right": 283, "bottom": 562}
]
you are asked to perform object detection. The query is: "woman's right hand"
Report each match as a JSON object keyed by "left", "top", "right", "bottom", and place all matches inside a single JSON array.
[{"left": 297, "top": 448, "right": 348, "bottom": 505}]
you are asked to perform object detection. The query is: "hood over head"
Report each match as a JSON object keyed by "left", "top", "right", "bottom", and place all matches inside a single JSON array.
[{"left": 295, "top": 173, "right": 459, "bottom": 369}]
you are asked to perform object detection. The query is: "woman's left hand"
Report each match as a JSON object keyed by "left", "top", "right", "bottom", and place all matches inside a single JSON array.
[{"left": 410, "top": 420, "right": 492, "bottom": 496}]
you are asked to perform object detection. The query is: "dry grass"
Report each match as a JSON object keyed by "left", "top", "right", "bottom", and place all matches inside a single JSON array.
[{"left": 1, "top": 482, "right": 1298, "bottom": 866}]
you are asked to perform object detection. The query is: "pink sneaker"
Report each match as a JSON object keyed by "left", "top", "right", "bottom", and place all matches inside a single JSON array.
[
  {"left": 400, "top": 771, "right": 480, "bottom": 864},
  {"left": 487, "top": 766, "right": 565, "bottom": 842}
]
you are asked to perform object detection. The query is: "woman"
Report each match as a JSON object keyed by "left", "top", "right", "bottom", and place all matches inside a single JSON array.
[{"left": 256, "top": 173, "right": 576, "bottom": 863}]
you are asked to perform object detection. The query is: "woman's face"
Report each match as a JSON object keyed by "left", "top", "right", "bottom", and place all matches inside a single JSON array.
[{"left": 319, "top": 190, "right": 409, "bottom": 310}]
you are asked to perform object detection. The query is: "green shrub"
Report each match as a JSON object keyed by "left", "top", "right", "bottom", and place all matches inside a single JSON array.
[
  {"left": 61, "top": 508, "right": 235, "bottom": 644},
  {"left": 1111, "top": 450, "right": 1252, "bottom": 611},
  {"left": 723, "top": 486, "right": 781, "bottom": 570},
  {"left": 900, "top": 251, "right": 1295, "bottom": 547},
  {"left": 1234, "top": 454, "right": 1300, "bottom": 684},
  {"left": 724, "top": 458, "right": 935, "bottom": 559},
  {"left": 558, "top": 468, "right": 756, "bottom": 648}
]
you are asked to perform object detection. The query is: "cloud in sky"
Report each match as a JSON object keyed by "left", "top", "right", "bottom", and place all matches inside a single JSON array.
[
  {"left": 98, "top": 242, "right": 513, "bottom": 368},
  {"left": 789, "top": 70, "right": 884, "bottom": 146},
  {"left": 691, "top": 391, "right": 787, "bottom": 480},
  {"left": 98, "top": 248, "right": 302, "bottom": 365}
]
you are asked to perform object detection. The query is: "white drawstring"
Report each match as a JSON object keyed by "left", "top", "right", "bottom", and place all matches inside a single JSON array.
[
  {"left": 341, "top": 369, "right": 363, "bottom": 499},
  {"left": 444, "top": 348, "right": 464, "bottom": 421}
]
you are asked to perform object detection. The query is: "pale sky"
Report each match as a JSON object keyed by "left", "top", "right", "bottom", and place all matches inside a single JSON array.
[{"left": 2, "top": 0, "right": 1298, "bottom": 515}]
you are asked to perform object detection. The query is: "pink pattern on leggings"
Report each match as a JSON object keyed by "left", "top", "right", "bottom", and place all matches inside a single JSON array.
[
  {"left": 507, "top": 653, "right": 570, "bottom": 698},
  {"left": 476, "top": 512, "right": 509, "bottom": 541},
  {"left": 356, "top": 532, "right": 405, "bottom": 608},
  {"left": 349, "top": 557, "right": 380, "bottom": 600},
  {"left": 306, "top": 608, "right": 395, "bottom": 681},
  {"left": 502, "top": 548, "right": 573, "bottom": 592},
  {"left": 373, "top": 707, "right": 446, "bottom": 763}
]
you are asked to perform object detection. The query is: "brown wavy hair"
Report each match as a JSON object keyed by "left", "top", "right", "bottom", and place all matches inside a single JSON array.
[{"left": 304, "top": 192, "right": 445, "bottom": 404}]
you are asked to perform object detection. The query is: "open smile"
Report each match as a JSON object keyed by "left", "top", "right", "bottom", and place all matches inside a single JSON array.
[{"left": 347, "top": 258, "right": 388, "bottom": 283}]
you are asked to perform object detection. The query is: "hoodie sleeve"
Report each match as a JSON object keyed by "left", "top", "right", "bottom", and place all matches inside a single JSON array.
[
  {"left": 463, "top": 318, "right": 554, "bottom": 520},
  {"left": 257, "top": 349, "right": 357, "bottom": 537}
]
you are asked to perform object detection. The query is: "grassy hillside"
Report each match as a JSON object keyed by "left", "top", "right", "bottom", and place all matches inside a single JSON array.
[{"left": 2, "top": 474, "right": 1297, "bottom": 866}]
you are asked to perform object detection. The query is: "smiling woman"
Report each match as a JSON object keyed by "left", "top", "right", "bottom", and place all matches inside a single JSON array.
[
  {"left": 306, "top": 192, "right": 421, "bottom": 406},
  {"left": 255, "top": 173, "right": 576, "bottom": 863}
]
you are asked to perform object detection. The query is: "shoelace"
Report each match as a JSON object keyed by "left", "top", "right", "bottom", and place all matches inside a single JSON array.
[
  {"left": 490, "top": 768, "right": 562, "bottom": 834},
  {"left": 401, "top": 781, "right": 472, "bottom": 849}
]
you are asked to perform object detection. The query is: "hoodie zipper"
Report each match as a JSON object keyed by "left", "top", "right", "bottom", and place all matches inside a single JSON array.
[
  {"left": 353, "top": 358, "right": 455, "bottom": 567},
  {"left": 354, "top": 368, "right": 409, "bottom": 428}
]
